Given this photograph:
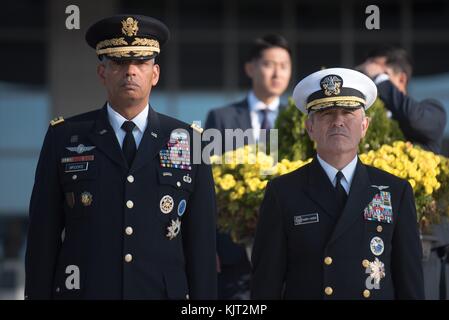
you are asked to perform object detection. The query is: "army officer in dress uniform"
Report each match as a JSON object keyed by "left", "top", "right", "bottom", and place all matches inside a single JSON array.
[
  {"left": 251, "top": 68, "right": 425, "bottom": 299},
  {"left": 25, "top": 15, "right": 217, "bottom": 299}
]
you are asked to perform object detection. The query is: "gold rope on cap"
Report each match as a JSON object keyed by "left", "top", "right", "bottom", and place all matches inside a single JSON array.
[
  {"left": 96, "top": 45, "right": 160, "bottom": 56},
  {"left": 306, "top": 96, "right": 366, "bottom": 110}
]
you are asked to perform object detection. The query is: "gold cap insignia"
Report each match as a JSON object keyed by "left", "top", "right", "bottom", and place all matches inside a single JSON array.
[
  {"left": 320, "top": 74, "right": 343, "bottom": 96},
  {"left": 121, "top": 17, "right": 139, "bottom": 37}
]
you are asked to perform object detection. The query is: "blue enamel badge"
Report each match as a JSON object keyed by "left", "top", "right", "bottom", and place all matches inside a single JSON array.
[{"left": 178, "top": 199, "right": 187, "bottom": 216}]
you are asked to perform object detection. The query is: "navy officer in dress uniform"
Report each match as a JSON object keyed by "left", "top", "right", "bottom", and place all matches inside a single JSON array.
[
  {"left": 25, "top": 15, "right": 217, "bottom": 299},
  {"left": 251, "top": 68, "right": 425, "bottom": 299}
]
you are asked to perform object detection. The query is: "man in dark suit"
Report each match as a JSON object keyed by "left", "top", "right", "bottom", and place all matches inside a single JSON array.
[
  {"left": 251, "top": 68, "right": 425, "bottom": 299},
  {"left": 205, "top": 34, "right": 292, "bottom": 152},
  {"left": 357, "top": 46, "right": 447, "bottom": 154},
  {"left": 205, "top": 34, "right": 292, "bottom": 299},
  {"left": 25, "top": 15, "right": 217, "bottom": 300}
]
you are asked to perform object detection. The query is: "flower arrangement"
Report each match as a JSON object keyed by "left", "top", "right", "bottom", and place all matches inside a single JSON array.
[{"left": 211, "top": 147, "right": 311, "bottom": 242}]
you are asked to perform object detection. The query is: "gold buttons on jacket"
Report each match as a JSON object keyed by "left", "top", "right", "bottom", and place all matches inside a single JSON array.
[
  {"left": 324, "top": 287, "right": 333, "bottom": 296},
  {"left": 72, "top": 175, "right": 77, "bottom": 180},
  {"left": 125, "top": 227, "right": 133, "bottom": 235},
  {"left": 376, "top": 225, "right": 383, "bottom": 233},
  {"left": 126, "top": 200, "right": 134, "bottom": 209},
  {"left": 362, "top": 259, "right": 370, "bottom": 268},
  {"left": 324, "top": 257, "right": 333, "bottom": 265},
  {"left": 127, "top": 175, "right": 135, "bottom": 183},
  {"left": 176, "top": 181, "right": 181, "bottom": 187},
  {"left": 125, "top": 254, "right": 133, "bottom": 262},
  {"left": 363, "top": 290, "right": 371, "bottom": 298}
]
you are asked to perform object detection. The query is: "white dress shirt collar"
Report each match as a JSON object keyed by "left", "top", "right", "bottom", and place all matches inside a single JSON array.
[
  {"left": 317, "top": 154, "right": 358, "bottom": 194},
  {"left": 247, "top": 90, "right": 280, "bottom": 112},
  {"left": 106, "top": 103, "right": 149, "bottom": 148},
  {"left": 107, "top": 102, "right": 148, "bottom": 134}
]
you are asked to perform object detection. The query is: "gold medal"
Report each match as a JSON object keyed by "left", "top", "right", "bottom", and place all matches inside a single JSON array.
[{"left": 80, "top": 191, "right": 93, "bottom": 206}]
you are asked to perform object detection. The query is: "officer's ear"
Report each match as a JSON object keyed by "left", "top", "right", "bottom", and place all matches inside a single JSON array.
[
  {"left": 305, "top": 114, "right": 315, "bottom": 141},
  {"left": 151, "top": 63, "right": 160, "bottom": 86},
  {"left": 360, "top": 113, "right": 370, "bottom": 138},
  {"left": 244, "top": 61, "right": 255, "bottom": 79},
  {"left": 97, "top": 61, "right": 106, "bottom": 85}
]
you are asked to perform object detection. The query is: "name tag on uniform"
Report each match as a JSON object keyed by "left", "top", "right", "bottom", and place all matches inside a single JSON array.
[
  {"left": 294, "top": 213, "right": 319, "bottom": 226},
  {"left": 65, "top": 162, "right": 89, "bottom": 173}
]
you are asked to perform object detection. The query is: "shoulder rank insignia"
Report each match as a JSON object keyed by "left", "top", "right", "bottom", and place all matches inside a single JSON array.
[
  {"left": 50, "top": 116, "right": 64, "bottom": 126},
  {"left": 190, "top": 122, "right": 203, "bottom": 134}
]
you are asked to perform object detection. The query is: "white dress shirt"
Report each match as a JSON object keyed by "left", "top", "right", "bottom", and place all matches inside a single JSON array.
[
  {"left": 107, "top": 103, "right": 149, "bottom": 148},
  {"left": 247, "top": 91, "right": 280, "bottom": 141},
  {"left": 317, "top": 154, "right": 358, "bottom": 195}
]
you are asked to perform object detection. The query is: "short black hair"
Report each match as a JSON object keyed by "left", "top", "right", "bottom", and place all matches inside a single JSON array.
[
  {"left": 366, "top": 45, "right": 413, "bottom": 79},
  {"left": 246, "top": 34, "right": 291, "bottom": 62}
]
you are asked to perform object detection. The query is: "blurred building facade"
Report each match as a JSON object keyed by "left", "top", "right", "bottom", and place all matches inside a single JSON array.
[{"left": 1, "top": 0, "right": 449, "bottom": 299}]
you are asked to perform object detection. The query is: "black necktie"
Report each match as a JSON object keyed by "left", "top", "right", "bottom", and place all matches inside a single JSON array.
[
  {"left": 121, "top": 121, "right": 137, "bottom": 167},
  {"left": 335, "top": 171, "right": 348, "bottom": 213},
  {"left": 260, "top": 109, "right": 272, "bottom": 130}
]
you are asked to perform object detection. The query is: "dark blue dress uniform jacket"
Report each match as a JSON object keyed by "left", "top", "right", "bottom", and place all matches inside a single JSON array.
[
  {"left": 25, "top": 105, "right": 217, "bottom": 299},
  {"left": 251, "top": 157, "right": 425, "bottom": 300},
  {"left": 377, "top": 80, "right": 447, "bottom": 154}
]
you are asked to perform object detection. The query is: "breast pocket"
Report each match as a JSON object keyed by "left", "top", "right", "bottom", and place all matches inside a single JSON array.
[
  {"left": 60, "top": 161, "right": 98, "bottom": 219},
  {"left": 156, "top": 168, "right": 194, "bottom": 223}
]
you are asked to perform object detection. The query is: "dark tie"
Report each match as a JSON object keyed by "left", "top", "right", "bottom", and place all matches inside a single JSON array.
[
  {"left": 260, "top": 109, "right": 272, "bottom": 130},
  {"left": 335, "top": 171, "right": 348, "bottom": 213},
  {"left": 121, "top": 121, "right": 137, "bottom": 167}
]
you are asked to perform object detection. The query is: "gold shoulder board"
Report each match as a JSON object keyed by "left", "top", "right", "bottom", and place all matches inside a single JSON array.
[
  {"left": 190, "top": 122, "right": 203, "bottom": 134},
  {"left": 50, "top": 116, "right": 64, "bottom": 126}
]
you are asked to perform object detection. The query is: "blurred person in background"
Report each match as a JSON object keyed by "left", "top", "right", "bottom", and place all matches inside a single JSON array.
[
  {"left": 205, "top": 34, "right": 292, "bottom": 299},
  {"left": 357, "top": 45, "right": 446, "bottom": 154}
]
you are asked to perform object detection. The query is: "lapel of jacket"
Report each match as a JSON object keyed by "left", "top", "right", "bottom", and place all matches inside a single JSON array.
[
  {"left": 131, "top": 106, "right": 170, "bottom": 173},
  {"left": 233, "top": 99, "right": 252, "bottom": 131},
  {"left": 88, "top": 104, "right": 127, "bottom": 170},
  {"left": 327, "top": 158, "right": 378, "bottom": 245},
  {"left": 304, "top": 157, "right": 341, "bottom": 221}
]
